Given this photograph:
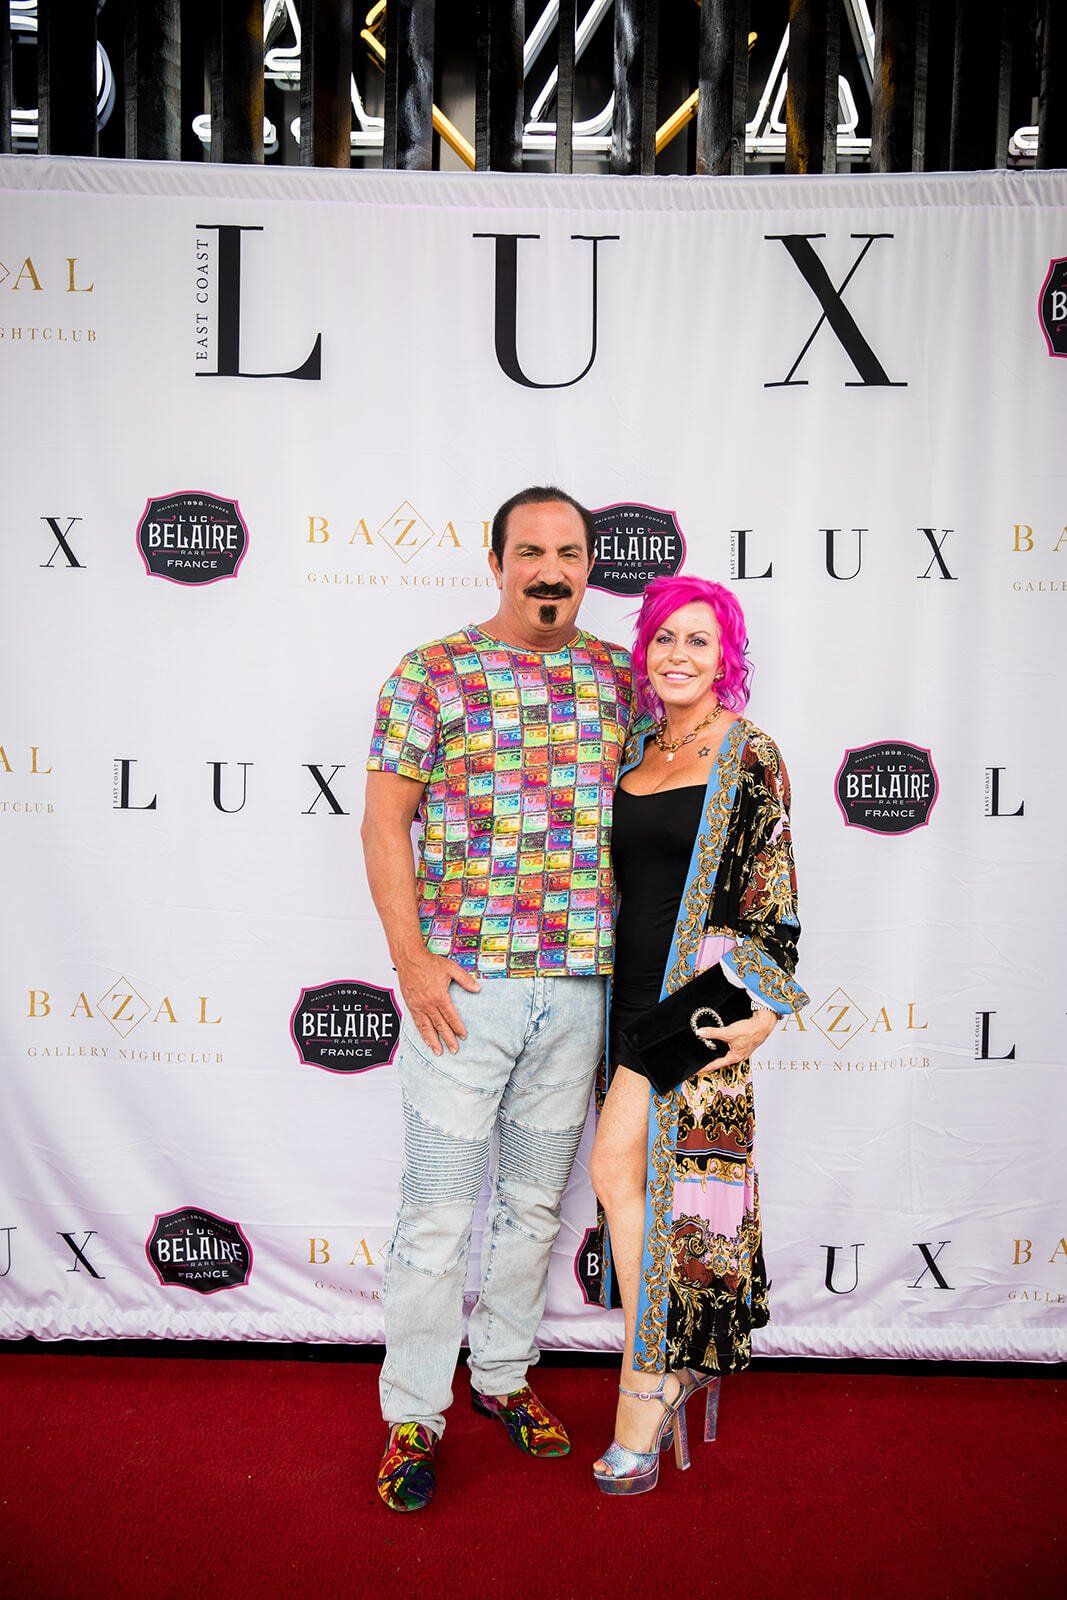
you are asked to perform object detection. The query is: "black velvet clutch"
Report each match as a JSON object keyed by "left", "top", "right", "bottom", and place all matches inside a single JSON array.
[{"left": 617, "top": 962, "right": 754, "bottom": 1095}]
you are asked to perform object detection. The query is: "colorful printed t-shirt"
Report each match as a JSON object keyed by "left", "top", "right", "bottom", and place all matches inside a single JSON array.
[{"left": 367, "top": 625, "right": 633, "bottom": 976}]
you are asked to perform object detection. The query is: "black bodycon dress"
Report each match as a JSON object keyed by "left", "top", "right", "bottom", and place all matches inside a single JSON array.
[{"left": 609, "top": 781, "right": 706, "bottom": 1071}]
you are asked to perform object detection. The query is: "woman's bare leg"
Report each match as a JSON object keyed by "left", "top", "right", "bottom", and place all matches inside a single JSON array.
[{"left": 589, "top": 1065, "right": 683, "bottom": 1455}]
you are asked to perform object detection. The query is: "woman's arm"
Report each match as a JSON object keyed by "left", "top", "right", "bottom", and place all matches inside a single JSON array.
[{"left": 721, "top": 733, "right": 810, "bottom": 1016}]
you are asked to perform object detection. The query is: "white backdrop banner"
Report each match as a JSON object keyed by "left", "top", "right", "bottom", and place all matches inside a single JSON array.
[{"left": 1, "top": 156, "right": 1064, "bottom": 1360}]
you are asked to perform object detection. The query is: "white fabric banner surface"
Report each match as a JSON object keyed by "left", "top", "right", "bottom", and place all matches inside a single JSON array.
[{"left": 0, "top": 155, "right": 1064, "bottom": 1360}]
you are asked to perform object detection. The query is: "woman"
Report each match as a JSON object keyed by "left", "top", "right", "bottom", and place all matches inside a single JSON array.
[{"left": 589, "top": 573, "right": 808, "bottom": 1494}]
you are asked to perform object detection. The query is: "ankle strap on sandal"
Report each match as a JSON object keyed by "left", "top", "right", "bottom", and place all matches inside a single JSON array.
[{"left": 618, "top": 1380, "right": 668, "bottom": 1402}]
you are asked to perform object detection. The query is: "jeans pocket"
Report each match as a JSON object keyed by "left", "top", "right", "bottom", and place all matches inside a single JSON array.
[{"left": 398, "top": 1028, "right": 499, "bottom": 1142}]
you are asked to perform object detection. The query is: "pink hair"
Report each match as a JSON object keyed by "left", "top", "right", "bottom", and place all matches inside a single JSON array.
[{"left": 631, "top": 574, "right": 751, "bottom": 718}]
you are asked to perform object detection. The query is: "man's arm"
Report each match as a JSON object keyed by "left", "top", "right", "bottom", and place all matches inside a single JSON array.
[{"left": 360, "top": 770, "right": 480, "bottom": 1057}]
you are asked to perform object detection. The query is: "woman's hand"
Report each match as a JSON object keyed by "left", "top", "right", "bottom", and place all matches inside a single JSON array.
[{"left": 695, "top": 1008, "right": 778, "bottom": 1071}]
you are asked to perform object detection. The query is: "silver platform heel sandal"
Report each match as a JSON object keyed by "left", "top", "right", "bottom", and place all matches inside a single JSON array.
[
  {"left": 593, "top": 1376, "right": 692, "bottom": 1496},
  {"left": 702, "top": 1375, "right": 721, "bottom": 1441},
  {"left": 660, "top": 1371, "right": 722, "bottom": 1451}
]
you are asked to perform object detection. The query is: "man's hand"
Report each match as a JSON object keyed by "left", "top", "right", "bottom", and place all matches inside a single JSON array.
[
  {"left": 397, "top": 949, "right": 481, "bottom": 1057},
  {"left": 695, "top": 1008, "right": 778, "bottom": 1072}
]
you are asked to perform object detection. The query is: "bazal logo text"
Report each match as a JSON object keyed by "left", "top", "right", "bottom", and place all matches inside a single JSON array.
[{"left": 27, "top": 978, "right": 221, "bottom": 1038}]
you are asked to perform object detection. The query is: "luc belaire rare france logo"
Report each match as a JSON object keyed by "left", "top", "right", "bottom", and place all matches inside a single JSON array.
[
  {"left": 574, "top": 1226, "right": 604, "bottom": 1306},
  {"left": 136, "top": 491, "right": 249, "bottom": 585},
  {"left": 146, "top": 1207, "right": 252, "bottom": 1294},
  {"left": 1039, "top": 259, "right": 1067, "bottom": 357},
  {"left": 290, "top": 980, "right": 401, "bottom": 1074},
  {"left": 835, "top": 741, "right": 939, "bottom": 835},
  {"left": 588, "top": 504, "right": 686, "bottom": 596}
]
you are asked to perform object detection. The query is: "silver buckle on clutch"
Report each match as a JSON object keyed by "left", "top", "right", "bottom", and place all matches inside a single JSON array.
[{"left": 690, "top": 1006, "right": 724, "bottom": 1044}]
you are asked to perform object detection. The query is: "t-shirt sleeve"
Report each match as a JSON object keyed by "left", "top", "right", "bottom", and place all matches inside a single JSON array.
[
  {"left": 616, "top": 648, "right": 635, "bottom": 726},
  {"left": 366, "top": 652, "right": 440, "bottom": 783}
]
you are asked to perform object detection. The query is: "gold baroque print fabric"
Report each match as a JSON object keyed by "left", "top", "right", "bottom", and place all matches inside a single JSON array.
[
  {"left": 635, "top": 721, "right": 748, "bottom": 1368},
  {"left": 719, "top": 731, "right": 809, "bottom": 1016},
  {"left": 628, "top": 720, "right": 806, "bottom": 1375},
  {"left": 667, "top": 1070, "right": 770, "bottom": 1373}
]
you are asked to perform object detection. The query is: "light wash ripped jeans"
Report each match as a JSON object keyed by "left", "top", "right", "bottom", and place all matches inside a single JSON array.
[{"left": 379, "top": 974, "right": 604, "bottom": 1436}]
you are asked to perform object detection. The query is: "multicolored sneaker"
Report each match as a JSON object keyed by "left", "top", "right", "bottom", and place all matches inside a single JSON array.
[
  {"left": 376, "top": 1422, "right": 438, "bottom": 1512},
  {"left": 470, "top": 1384, "right": 570, "bottom": 1457}
]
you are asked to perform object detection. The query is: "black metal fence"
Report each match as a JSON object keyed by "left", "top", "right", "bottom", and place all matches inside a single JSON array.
[{"left": 3, "top": 2, "right": 1065, "bottom": 175}]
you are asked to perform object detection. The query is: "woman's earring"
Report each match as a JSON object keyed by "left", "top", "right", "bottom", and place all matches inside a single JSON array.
[{"left": 714, "top": 670, "right": 724, "bottom": 681}]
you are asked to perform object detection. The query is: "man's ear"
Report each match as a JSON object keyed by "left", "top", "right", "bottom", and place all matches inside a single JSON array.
[{"left": 488, "top": 548, "right": 503, "bottom": 588}]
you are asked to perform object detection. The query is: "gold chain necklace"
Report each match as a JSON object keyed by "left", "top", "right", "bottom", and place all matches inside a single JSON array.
[{"left": 654, "top": 702, "right": 723, "bottom": 763}]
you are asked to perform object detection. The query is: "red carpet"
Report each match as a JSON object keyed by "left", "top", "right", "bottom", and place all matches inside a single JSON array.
[{"left": 0, "top": 1355, "right": 1061, "bottom": 1600}]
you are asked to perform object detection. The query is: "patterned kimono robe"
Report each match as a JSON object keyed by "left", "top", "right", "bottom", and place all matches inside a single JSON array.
[{"left": 602, "top": 713, "right": 809, "bottom": 1375}]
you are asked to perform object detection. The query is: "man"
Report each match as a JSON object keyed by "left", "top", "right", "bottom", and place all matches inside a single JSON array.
[{"left": 362, "top": 486, "right": 632, "bottom": 1511}]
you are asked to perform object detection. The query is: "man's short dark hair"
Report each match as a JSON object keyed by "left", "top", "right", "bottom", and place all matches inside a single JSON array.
[{"left": 490, "top": 486, "right": 596, "bottom": 564}]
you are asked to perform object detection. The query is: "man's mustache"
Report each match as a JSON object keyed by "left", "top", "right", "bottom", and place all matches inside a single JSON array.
[{"left": 524, "top": 583, "right": 573, "bottom": 599}]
